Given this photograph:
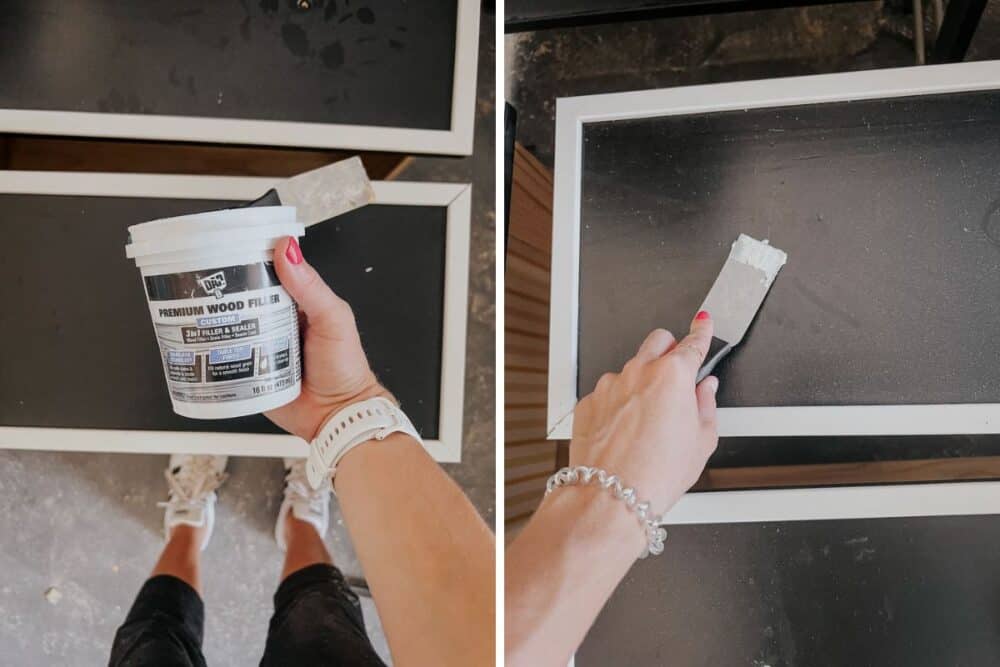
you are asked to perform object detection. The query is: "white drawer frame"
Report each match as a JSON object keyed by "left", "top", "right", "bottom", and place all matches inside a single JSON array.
[
  {"left": 0, "top": 171, "right": 471, "bottom": 462},
  {"left": 548, "top": 60, "right": 1000, "bottom": 442}
]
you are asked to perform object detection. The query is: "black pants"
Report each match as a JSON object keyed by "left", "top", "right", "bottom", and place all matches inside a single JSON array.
[{"left": 109, "top": 564, "right": 387, "bottom": 666}]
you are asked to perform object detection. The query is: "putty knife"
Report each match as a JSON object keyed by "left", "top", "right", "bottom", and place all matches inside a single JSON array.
[
  {"left": 243, "top": 156, "right": 375, "bottom": 225},
  {"left": 696, "top": 234, "right": 788, "bottom": 383}
]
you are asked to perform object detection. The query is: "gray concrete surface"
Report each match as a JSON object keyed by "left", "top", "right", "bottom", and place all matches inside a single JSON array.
[{"left": 0, "top": 10, "right": 495, "bottom": 667}]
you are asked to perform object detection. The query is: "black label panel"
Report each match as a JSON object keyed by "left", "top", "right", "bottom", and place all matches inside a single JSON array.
[
  {"left": 144, "top": 262, "right": 279, "bottom": 302},
  {"left": 206, "top": 352, "right": 257, "bottom": 383}
]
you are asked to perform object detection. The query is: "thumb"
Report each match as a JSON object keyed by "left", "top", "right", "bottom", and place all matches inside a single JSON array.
[
  {"left": 273, "top": 236, "right": 356, "bottom": 339},
  {"left": 695, "top": 375, "right": 719, "bottom": 430}
]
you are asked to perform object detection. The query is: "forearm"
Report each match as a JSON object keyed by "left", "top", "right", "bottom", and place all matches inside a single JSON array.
[
  {"left": 505, "top": 485, "right": 644, "bottom": 667},
  {"left": 335, "top": 433, "right": 495, "bottom": 666}
]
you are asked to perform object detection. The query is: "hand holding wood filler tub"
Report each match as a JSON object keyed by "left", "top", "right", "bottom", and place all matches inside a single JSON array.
[
  {"left": 124, "top": 157, "right": 374, "bottom": 419},
  {"left": 109, "top": 158, "right": 495, "bottom": 666},
  {"left": 506, "top": 235, "right": 786, "bottom": 666}
]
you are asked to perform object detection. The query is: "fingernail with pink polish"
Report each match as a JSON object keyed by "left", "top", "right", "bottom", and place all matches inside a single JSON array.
[
  {"left": 695, "top": 310, "right": 711, "bottom": 321},
  {"left": 285, "top": 237, "right": 303, "bottom": 265}
]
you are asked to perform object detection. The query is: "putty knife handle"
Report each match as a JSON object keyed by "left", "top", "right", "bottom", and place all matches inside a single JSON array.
[
  {"left": 203, "top": 189, "right": 281, "bottom": 216},
  {"left": 242, "top": 189, "right": 282, "bottom": 208},
  {"left": 696, "top": 336, "right": 732, "bottom": 384}
]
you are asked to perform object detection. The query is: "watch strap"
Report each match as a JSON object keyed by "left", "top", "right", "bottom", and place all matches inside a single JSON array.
[{"left": 305, "top": 397, "right": 422, "bottom": 489}]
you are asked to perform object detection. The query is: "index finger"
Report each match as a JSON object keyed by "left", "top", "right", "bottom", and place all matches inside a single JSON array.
[{"left": 662, "top": 310, "right": 714, "bottom": 376}]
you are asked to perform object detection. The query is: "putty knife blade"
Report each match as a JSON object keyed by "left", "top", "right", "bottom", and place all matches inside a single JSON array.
[
  {"left": 696, "top": 234, "right": 788, "bottom": 383},
  {"left": 245, "top": 156, "right": 375, "bottom": 226}
]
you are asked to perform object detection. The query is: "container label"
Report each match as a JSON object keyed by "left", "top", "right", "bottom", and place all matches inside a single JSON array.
[
  {"left": 144, "top": 262, "right": 280, "bottom": 301},
  {"left": 181, "top": 318, "right": 259, "bottom": 344},
  {"left": 146, "top": 261, "right": 301, "bottom": 406}
]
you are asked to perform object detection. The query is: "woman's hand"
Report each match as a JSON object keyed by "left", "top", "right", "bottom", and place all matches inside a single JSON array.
[
  {"left": 265, "top": 236, "right": 392, "bottom": 442},
  {"left": 506, "top": 314, "right": 720, "bottom": 666},
  {"left": 569, "top": 312, "right": 720, "bottom": 516}
]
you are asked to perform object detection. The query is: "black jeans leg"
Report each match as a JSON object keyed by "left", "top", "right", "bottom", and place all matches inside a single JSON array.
[
  {"left": 260, "top": 563, "right": 387, "bottom": 666},
  {"left": 109, "top": 575, "right": 207, "bottom": 667}
]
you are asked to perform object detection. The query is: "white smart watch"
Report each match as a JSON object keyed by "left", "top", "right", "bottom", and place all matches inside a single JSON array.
[{"left": 305, "top": 396, "right": 423, "bottom": 489}]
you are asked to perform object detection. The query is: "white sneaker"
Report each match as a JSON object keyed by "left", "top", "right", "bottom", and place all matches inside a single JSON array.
[
  {"left": 158, "top": 454, "right": 228, "bottom": 552},
  {"left": 275, "top": 458, "right": 331, "bottom": 552}
]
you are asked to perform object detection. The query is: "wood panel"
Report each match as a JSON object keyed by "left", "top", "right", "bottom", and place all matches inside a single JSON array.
[
  {"left": 694, "top": 456, "right": 1000, "bottom": 491},
  {"left": 505, "top": 143, "right": 560, "bottom": 541},
  {"left": 0, "top": 135, "right": 407, "bottom": 179}
]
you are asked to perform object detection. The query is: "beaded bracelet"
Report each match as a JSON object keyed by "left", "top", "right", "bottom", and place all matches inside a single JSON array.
[{"left": 545, "top": 465, "right": 667, "bottom": 558}]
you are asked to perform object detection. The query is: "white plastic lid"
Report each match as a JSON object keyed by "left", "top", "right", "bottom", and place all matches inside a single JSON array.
[{"left": 125, "top": 206, "right": 300, "bottom": 260}]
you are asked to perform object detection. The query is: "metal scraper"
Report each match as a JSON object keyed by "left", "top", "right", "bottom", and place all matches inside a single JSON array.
[
  {"left": 696, "top": 234, "right": 788, "bottom": 383},
  {"left": 243, "top": 156, "right": 375, "bottom": 226}
]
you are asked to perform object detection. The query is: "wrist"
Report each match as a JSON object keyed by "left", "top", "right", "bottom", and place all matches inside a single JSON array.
[
  {"left": 570, "top": 450, "right": 680, "bottom": 517},
  {"left": 306, "top": 382, "right": 395, "bottom": 442},
  {"left": 542, "top": 483, "right": 647, "bottom": 559},
  {"left": 334, "top": 430, "right": 421, "bottom": 490},
  {"left": 308, "top": 397, "right": 421, "bottom": 492}
]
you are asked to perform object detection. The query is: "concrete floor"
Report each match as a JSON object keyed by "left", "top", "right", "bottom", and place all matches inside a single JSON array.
[
  {"left": 0, "top": 11, "right": 495, "bottom": 667},
  {"left": 506, "top": 1, "right": 1000, "bottom": 169}
]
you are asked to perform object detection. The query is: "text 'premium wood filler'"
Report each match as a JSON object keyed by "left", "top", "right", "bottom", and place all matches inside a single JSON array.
[{"left": 126, "top": 206, "right": 304, "bottom": 419}]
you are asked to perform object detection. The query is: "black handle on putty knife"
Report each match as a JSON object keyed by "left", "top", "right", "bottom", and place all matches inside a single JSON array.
[
  {"left": 243, "top": 189, "right": 282, "bottom": 208},
  {"left": 696, "top": 336, "right": 732, "bottom": 384}
]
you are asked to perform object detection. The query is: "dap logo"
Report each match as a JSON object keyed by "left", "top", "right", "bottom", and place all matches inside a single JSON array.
[{"left": 198, "top": 271, "right": 227, "bottom": 299}]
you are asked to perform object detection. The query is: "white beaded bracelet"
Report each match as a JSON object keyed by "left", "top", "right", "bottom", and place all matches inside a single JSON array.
[{"left": 545, "top": 465, "right": 668, "bottom": 558}]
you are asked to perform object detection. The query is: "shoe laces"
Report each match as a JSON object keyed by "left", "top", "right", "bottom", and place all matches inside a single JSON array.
[
  {"left": 159, "top": 457, "right": 228, "bottom": 509},
  {"left": 284, "top": 462, "right": 329, "bottom": 516}
]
